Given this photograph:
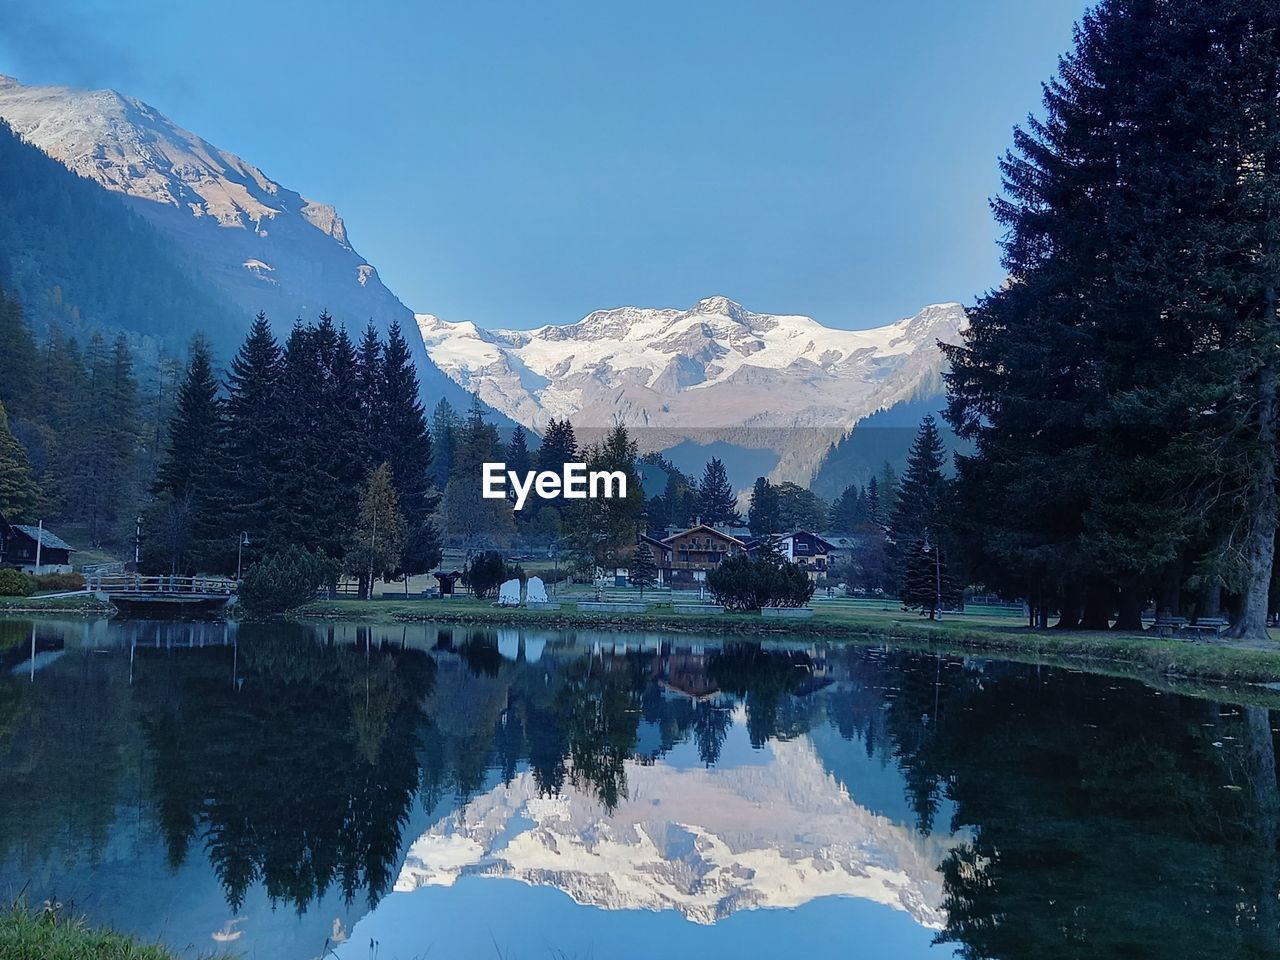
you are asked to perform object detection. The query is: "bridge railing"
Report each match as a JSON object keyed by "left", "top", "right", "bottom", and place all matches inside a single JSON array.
[{"left": 85, "top": 574, "right": 239, "bottom": 596}]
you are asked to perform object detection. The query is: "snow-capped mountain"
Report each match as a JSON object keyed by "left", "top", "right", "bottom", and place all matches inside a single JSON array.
[
  {"left": 0, "top": 74, "right": 469, "bottom": 407},
  {"left": 393, "top": 726, "right": 957, "bottom": 928},
  {"left": 418, "top": 297, "right": 966, "bottom": 483}
]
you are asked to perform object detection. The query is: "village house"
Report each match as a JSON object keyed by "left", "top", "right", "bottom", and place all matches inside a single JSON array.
[
  {"left": 0, "top": 514, "right": 75, "bottom": 574},
  {"left": 750, "top": 531, "right": 835, "bottom": 582},
  {"left": 652, "top": 523, "right": 746, "bottom": 589}
]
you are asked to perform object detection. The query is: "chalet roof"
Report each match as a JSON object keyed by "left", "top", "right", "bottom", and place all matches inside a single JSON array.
[
  {"left": 13, "top": 525, "right": 74, "bottom": 552},
  {"left": 780, "top": 530, "right": 836, "bottom": 550},
  {"left": 661, "top": 523, "right": 746, "bottom": 548}
]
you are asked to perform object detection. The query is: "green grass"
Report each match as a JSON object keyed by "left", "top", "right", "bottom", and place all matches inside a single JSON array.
[
  {"left": 0, "top": 594, "right": 112, "bottom": 614},
  {"left": 0, "top": 901, "right": 224, "bottom": 960},
  {"left": 297, "top": 596, "right": 1280, "bottom": 688}
]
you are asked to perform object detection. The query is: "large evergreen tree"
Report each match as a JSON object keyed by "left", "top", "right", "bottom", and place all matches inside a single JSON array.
[
  {"left": 696, "top": 457, "right": 741, "bottom": 527},
  {"left": 945, "top": 0, "right": 1280, "bottom": 637},
  {"left": 153, "top": 335, "right": 225, "bottom": 572},
  {"left": 889, "top": 417, "right": 957, "bottom": 614},
  {"left": 747, "top": 477, "right": 781, "bottom": 536},
  {"left": 222, "top": 312, "right": 282, "bottom": 559}
]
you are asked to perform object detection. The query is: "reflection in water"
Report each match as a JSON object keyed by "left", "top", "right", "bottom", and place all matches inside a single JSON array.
[{"left": 0, "top": 617, "right": 1277, "bottom": 958}]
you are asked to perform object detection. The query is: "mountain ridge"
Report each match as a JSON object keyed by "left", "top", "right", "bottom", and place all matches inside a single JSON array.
[
  {"left": 0, "top": 73, "right": 479, "bottom": 412},
  {"left": 418, "top": 297, "right": 967, "bottom": 484}
]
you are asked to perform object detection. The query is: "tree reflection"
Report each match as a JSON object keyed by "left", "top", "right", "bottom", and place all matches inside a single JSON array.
[
  {"left": 870, "top": 655, "right": 1280, "bottom": 958},
  {"left": 132, "top": 623, "right": 434, "bottom": 912}
]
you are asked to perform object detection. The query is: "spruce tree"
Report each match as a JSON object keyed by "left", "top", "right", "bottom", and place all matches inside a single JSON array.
[
  {"left": 223, "top": 312, "right": 282, "bottom": 556},
  {"left": 748, "top": 477, "right": 781, "bottom": 536},
  {"left": 0, "top": 401, "right": 40, "bottom": 519},
  {"left": 630, "top": 540, "right": 658, "bottom": 597},
  {"left": 889, "top": 417, "right": 952, "bottom": 607},
  {"left": 153, "top": 335, "right": 226, "bottom": 571},
  {"left": 696, "top": 457, "right": 741, "bottom": 527}
]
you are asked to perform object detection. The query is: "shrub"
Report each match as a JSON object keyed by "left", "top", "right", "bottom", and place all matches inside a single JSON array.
[
  {"left": 239, "top": 546, "right": 339, "bottom": 617},
  {"left": 0, "top": 569, "right": 32, "bottom": 597},
  {"left": 707, "top": 553, "right": 815, "bottom": 612},
  {"left": 30, "top": 572, "right": 85, "bottom": 593},
  {"left": 464, "top": 551, "right": 521, "bottom": 599}
]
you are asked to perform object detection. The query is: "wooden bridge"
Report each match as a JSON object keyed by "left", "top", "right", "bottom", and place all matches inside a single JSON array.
[{"left": 86, "top": 574, "right": 238, "bottom": 617}]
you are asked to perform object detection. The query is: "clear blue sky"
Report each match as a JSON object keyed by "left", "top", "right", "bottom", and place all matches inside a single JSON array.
[{"left": 0, "top": 0, "right": 1088, "bottom": 330}]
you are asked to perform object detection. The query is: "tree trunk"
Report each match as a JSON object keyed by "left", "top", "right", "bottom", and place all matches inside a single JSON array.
[
  {"left": 1156, "top": 563, "right": 1182, "bottom": 626},
  {"left": 1081, "top": 578, "right": 1112, "bottom": 631},
  {"left": 1230, "top": 349, "right": 1278, "bottom": 642},
  {"left": 1114, "top": 578, "right": 1145, "bottom": 632},
  {"left": 1202, "top": 582, "right": 1222, "bottom": 620},
  {"left": 1054, "top": 583, "right": 1082, "bottom": 630}
]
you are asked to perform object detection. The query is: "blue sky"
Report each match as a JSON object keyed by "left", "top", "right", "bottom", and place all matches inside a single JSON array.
[{"left": 0, "top": 0, "right": 1088, "bottom": 330}]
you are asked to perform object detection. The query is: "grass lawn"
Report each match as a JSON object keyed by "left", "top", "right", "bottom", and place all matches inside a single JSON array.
[
  {"left": 0, "top": 902, "right": 222, "bottom": 960},
  {"left": 298, "top": 594, "right": 1280, "bottom": 689}
]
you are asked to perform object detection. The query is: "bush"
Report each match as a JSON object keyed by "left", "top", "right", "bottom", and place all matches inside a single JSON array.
[
  {"left": 707, "top": 553, "right": 815, "bottom": 612},
  {"left": 30, "top": 572, "right": 85, "bottom": 593},
  {"left": 0, "top": 569, "right": 32, "bottom": 597},
  {"left": 239, "top": 546, "right": 339, "bottom": 617},
  {"left": 463, "top": 551, "right": 522, "bottom": 599}
]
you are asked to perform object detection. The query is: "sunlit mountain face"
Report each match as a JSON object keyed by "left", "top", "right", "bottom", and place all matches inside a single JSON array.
[{"left": 0, "top": 618, "right": 1276, "bottom": 960}]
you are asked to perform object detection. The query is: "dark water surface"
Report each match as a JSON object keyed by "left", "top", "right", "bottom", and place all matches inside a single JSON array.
[{"left": 0, "top": 617, "right": 1277, "bottom": 959}]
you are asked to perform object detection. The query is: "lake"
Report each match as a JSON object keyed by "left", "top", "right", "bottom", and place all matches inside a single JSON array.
[{"left": 0, "top": 616, "right": 1276, "bottom": 959}]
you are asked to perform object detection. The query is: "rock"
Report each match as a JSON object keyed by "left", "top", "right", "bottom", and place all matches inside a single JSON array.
[
  {"left": 497, "top": 578, "right": 522, "bottom": 607},
  {"left": 526, "top": 576, "right": 549, "bottom": 604}
]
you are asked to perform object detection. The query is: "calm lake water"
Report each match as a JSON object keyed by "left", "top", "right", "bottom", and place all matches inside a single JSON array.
[{"left": 0, "top": 617, "right": 1277, "bottom": 959}]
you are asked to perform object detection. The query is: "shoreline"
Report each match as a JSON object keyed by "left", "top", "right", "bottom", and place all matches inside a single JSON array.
[
  {"left": 6, "top": 593, "right": 1280, "bottom": 692},
  {"left": 295, "top": 598, "right": 1280, "bottom": 690}
]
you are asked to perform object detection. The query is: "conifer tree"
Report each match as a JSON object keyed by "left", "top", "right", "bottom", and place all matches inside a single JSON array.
[
  {"left": 505, "top": 428, "right": 533, "bottom": 477},
  {"left": 697, "top": 457, "right": 741, "bottom": 527},
  {"left": 429, "top": 398, "right": 457, "bottom": 490},
  {"left": 223, "top": 312, "right": 281, "bottom": 557},
  {"left": 630, "top": 540, "right": 657, "bottom": 597},
  {"left": 0, "top": 401, "right": 40, "bottom": 519},
  {"left": 153, "top": 335, "right": 225, "bottom": 571},
  {"left": 890, "top": 417, "right": 957, "bottom": 614},
  {"left": 748, "top": 477, "right": 781, "bottom": 536}
]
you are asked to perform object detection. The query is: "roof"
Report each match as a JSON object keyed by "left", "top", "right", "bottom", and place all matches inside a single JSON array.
[
  {"left": 661, "top": 523, "right": 746, "bottom": 547},
  {"left": 13, "top": 525, "right": 74, "bottom": 552},
  {"left": 780, "top": 531, "right": 835, "bottom": 550}
]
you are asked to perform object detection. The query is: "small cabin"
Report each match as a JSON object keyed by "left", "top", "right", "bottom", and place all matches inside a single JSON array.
[{"left": 0, "top": 514, "right": 75, "bottom": 574}]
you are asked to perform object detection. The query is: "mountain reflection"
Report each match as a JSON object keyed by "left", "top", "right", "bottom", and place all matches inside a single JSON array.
[{"left": 0, "top": 617, "right": 1277, "bottom": 958}]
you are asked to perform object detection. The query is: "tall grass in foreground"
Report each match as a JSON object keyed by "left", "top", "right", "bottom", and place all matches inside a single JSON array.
[{"left": 0, "top": 899, "right": 228, "bottom": 960}]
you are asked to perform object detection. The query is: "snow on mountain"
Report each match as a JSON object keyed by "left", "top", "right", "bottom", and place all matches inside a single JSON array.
[
  {"left": 417, "top": 297, "right": 966, "bottom": 482},
  {"left": 0, "top": 74, "right": 469, "bottom": 408},
  {"left": 394, "top": 727, "right": 957, "bottom": 928}
]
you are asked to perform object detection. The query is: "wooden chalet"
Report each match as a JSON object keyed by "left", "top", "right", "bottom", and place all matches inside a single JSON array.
[
  {"left": 0, "top": 514, "right": 75, "bottom": 574},
  {"left": 655, "top": 523, "right": 746, "bottom": 589}
]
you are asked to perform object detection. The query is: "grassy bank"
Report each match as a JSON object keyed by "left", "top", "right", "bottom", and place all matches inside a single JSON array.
[
  {"left": 0, "top": 594, "right": 113, "bottom": 614},
  {"left": 298, "top": 597, "right": 1280, "bottom": 687},
  {"left": 0, "top": 902, "right": 215, "bottom": 960}
]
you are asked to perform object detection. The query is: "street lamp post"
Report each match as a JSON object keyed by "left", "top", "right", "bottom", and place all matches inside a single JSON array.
[
  {"left": 134, "top": 515, "right": 142, "bottom": 568},
  {"left": 236, "top": 532, "right": 250, "bottom": 581}
]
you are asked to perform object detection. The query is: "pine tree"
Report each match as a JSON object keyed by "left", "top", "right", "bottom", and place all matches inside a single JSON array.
[
  {"left": 630, "top": 540, "right": 657, "bottom": 597},
  {"left": 943, "top": 0, "right": 1280, "bottom": 635},
  {"left": 748, "top": 477, "right": 781, "bottom": 536},
  {"left": 697, "top": 457, "right": 741, "bottom": 527},
  {"left": 429, "top": 398, "right": 457, "bottom": 490},
  {"left": 0, "top": 401, "right": 40, "bottom": 519},
  {"left": 223, "top": 312, "right": 282, "bottom": 557},
  {"left": 890, "top": 417, "right": 955, "bottom": 614},
  {"left": 830, "top": 483, "right": 868, "bottom": 531},
  {"left": 505, "top": 427, "right": 533, "bottom": 477},
  {"left": 153, "top": 335, "right": 226, "bottom": 572}
]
